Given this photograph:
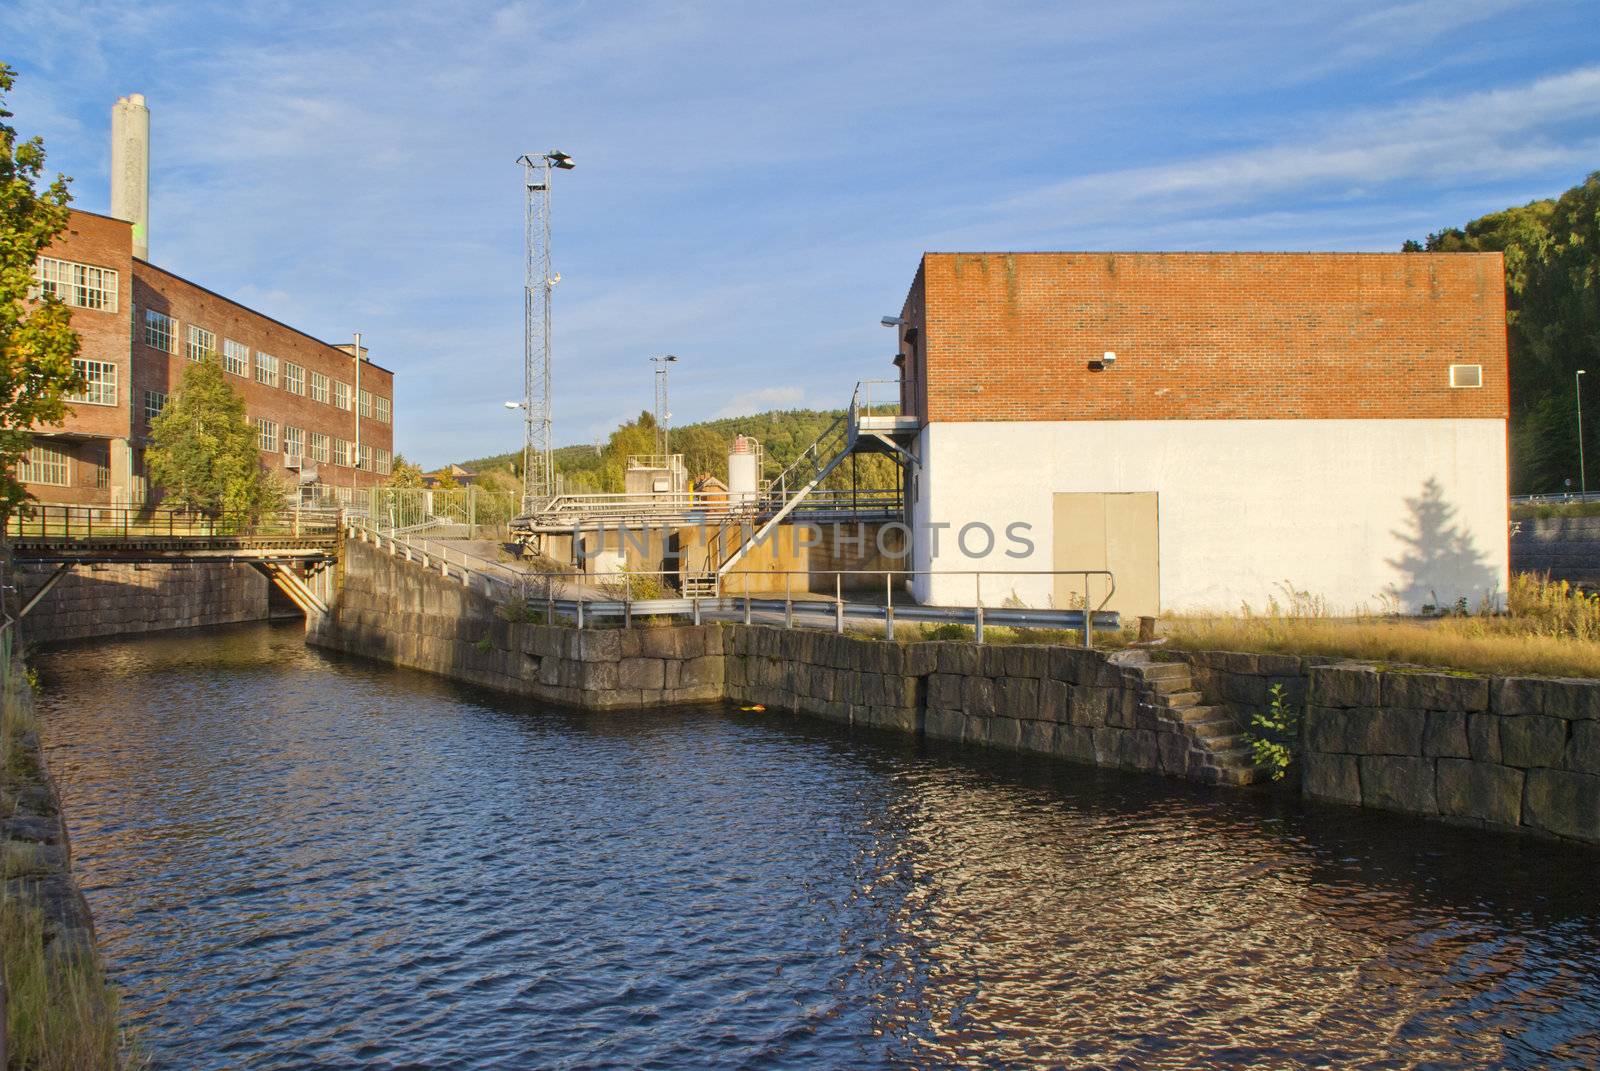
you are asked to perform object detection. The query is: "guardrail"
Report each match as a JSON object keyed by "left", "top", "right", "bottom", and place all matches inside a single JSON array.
[
  {"left": 8, "top": 505, "right": 342, "bottom": 541},
  {"left": 346, "top": 515, "right": 1120, "bottom": 646}
]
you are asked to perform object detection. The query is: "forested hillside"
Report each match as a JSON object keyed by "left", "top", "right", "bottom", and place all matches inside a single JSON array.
[
  {"left": 457, "top": 407, "right": 897, "bottom": 494},
  {"left": 1406, "top": 172, "right": 1600, "bottom": 492}
]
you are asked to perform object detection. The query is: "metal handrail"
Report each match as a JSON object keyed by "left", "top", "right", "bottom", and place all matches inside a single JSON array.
[
  {"left": 8, "top": 505, "right": 341, "bottom": 541},
  {"left": 345, "top": 514, "right": 1118, "bottom": 647}
]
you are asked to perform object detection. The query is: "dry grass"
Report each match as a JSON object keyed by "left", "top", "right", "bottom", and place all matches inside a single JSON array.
[
  {"left": 1162, "top": 573, "right": 1600, "bottom": 679},
  {"left": 0, "top": 895, "right": 123, "bottom": 1071},
  {"left": 0, "top": 636, "right": 131, "bottom": 1069}
]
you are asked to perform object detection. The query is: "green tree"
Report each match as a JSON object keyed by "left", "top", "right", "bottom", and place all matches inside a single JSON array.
[
  {"left": 0, "top": 63, "right": 85, "bottom": 520},
  {"left": 385, "top": 454, "right": 425, "bottom": 487},
  {"left": 1408, "top": 173, "right": 1600, "bottom": 491},
  {"left": 145, "top": 355, "right": 282, "bottom": 517}
]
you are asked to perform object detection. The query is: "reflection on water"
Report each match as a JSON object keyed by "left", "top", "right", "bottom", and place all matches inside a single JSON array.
[{"left": 36, "top": 622, "right": 1600, "bottom": 1069}]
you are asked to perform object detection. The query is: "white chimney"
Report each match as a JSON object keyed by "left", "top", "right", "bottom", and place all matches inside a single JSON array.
[{"left": 110, "top": 94, "right": 150, "bottom": 260}]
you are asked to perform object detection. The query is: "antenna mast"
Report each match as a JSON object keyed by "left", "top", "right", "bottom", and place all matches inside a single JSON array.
[{"left": 516, "top": 150, "right": 573, "bottom": 511}]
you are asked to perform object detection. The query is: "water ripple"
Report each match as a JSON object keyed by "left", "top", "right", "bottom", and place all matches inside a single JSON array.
[{"left": 34, "top": 623, "right": 1600, "bottom": 1069}]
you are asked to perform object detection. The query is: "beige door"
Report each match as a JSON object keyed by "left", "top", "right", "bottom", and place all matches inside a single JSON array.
[{"left": 1052, "top": 493, "right": 1160, "bottom": 620}]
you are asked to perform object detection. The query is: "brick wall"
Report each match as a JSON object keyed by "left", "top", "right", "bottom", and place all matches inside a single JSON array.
[
  {"left": 894, "top": 252, "right": 1508, "bottom": 424},
  {"left": 35, "top": 211, "right": 135, "bottom": 444},
  {"left": 22, "top": 208, "right": 395, "bottom": 505},
  {"left": 131, "top": 260, "right": 393, "bottom": 487}
]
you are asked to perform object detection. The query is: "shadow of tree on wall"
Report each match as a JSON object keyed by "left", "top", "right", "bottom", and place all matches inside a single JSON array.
[{"left": 1386, "top": 478, "right": 1501, "bottom": 612}]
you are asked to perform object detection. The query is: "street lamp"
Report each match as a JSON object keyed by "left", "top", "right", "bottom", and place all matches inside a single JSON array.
[
  {"left": 1578, "top": 369, "right": 1588, "bottom": 498},
  {"left": 650, "top": 355, "right": 678, "bottom": 456}
]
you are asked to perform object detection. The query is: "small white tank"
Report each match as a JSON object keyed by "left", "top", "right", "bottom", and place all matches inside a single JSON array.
[{"left": 728, "top": 435, "right": 760, "bottom": 506}]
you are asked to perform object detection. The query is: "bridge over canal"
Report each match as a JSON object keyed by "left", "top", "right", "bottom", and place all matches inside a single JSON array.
[{"left": 7, "top": 506, "right": 340, "bottom": 620}]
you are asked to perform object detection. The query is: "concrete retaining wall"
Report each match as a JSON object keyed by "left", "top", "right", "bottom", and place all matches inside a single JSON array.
[{"left": 17, "top": 561, "right": 272, "bottom": 646}]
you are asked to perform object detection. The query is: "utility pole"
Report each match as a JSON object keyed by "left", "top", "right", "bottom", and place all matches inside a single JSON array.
[
  {"left": 1578, "top": 369, "right": 1588, "bottom": 497},
  {"left": 651, "top": 354, "right": 678, "bottom": 457},
  {"left": 515, "top": 150, "right": 574, "bottom": 514}
]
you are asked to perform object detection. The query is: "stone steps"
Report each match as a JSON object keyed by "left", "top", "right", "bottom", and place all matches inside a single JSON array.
[{"left": 1129, "top": 660, "right": 1273, "bottom": 786}]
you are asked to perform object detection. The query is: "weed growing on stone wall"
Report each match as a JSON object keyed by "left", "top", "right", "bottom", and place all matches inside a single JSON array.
[
  {"left": 473, "top": 636, "right": 494, "bottom": 653},
  {"left": 1247, "top": 684, "right": 1298, "bottom": 781},
  {"left": 496, "top": 598, "right": 547, "bottom": 625}
]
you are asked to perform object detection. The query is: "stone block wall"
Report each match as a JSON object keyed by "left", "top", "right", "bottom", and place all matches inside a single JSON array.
[
  {"left": 1511, "top": 514, "right": 1600, "bottom": 588},
  {"left": 1181, "top": 649, "right": 1327, "bottom": 729},
  {"left": 726, "top": 627, "right": 1246, "bottom": 781},
  {"left": 17, "top": 561, "right": 271, "bottom": 645},
  {"left": 1302, "top": 663, "right": 1600, "bottom": 842},
  {"left": 308, "top": 536, "right": 722, "bottom": 709}
]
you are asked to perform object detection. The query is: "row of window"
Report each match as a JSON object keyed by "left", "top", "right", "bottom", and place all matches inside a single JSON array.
[
  {"left": 140, "top": 308, "right": 391, "bottom": 423},
  {"left": 17, "top": 443, "right": 112, "bottom": 489},
  {"left": 33, "top": 257, "right": 119, "bottom": 312},
  {"left": 18, "top": 435, "right": 393, "bottom": 487},
  {"left": 255, "top": 419, "right": 392, "bottom": 473}
]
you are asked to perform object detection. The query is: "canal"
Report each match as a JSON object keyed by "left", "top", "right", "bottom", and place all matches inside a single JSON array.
[{"left": 36, "top": 622, "right": 1600, "bottom": 1068}]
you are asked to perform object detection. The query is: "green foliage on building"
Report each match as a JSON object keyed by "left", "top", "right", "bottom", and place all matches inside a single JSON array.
[
  {"left": 0, "top": 63, "right": 86, "bottom": 519},
  {"left": 1408, "top": 172, "right": 1600, "bottom": 492},
  {"left": 145, "top": 355, "right": 282, "bottom": 517}
]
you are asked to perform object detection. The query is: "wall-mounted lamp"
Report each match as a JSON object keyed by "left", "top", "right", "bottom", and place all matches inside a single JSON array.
[
  {"left": 881, "top": 316, "right": 907, "bottom": 327},
  {"left": 1088, "top": 350, "right": 1117, "bottom": 372}
]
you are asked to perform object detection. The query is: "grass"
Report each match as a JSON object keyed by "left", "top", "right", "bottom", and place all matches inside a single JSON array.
[
  {"left": 1162, "top": 573, "right": 1600, "bottom": 679},
  {"left": 1511, "top": 500, "right": 1600, "bottom": 520},
  {"left": 0, "top": 895, "right": 123, "bottom": 1071},
  {"left": 0, "top": 634, "right": 131, "bottom": 1069}
]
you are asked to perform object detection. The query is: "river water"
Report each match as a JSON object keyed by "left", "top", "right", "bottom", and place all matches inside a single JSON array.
[{"left": 36, "top": 622, "right": 1600, "bottom": 1069}]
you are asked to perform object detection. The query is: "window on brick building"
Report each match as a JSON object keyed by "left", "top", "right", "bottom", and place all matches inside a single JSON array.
[
  {"left": 333, "top": 380, "right": 351, "bottom": 411},
  {"left": 309, "top": 432, "right": 330, "bottom": 464},
  {"left": 359, "top": 443, "right": 374, "bottom": 471},
  {"left": 375, "top": 396, "right": 391, "bottom": 424},
  {"left": 376, "top": 447, "right": 392, "bottom": 475},
  {"left": 333, "top": 437, "right": 350, "bottom": 466},
  {"left": 284, "top": 425, "right": 304, "bottom": 460},
  {"left": 69, "top": 359, "right": 117, "bottom": 406},
  {"left": 143, "top": 389, "right": 167, "bottom": 423},
  {"left": 143, "top": 309, "right": 177, "bottom": 353},
  {"left": 224, "top": 340, "right": 250, "bottom": 377},
  {"left": 19, "top": 443, "right": 70, "bottom": 486},
  {"left": 283, "top": 362, "right": 306, "bottom": 395},
  {"left": 255, "top": 351, "right": 279, "bottom": 387},
  {"left": 33, "top": 256, "right": 118, "bottom": 312},
  {"left": 257, "top": 419, "right": 279, "bottom": 453},
  {"left": 309, "top": 371, "right": 329, "bottom": 404},
  {"left": 358, "top": 389, "right": 374, "bottom": 419},
  {"left": 186, "top": 325, "right": 216, "bottom": 362}
]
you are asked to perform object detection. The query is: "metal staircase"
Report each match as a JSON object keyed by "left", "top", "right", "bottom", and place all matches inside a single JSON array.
[{"left": 686, "top": 381, "right": 920, "bottom": 592}]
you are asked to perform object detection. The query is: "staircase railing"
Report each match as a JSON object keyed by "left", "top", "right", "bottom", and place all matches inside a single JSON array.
[{"left": 689, "top": 411, "right": 855, "bottom": 582}]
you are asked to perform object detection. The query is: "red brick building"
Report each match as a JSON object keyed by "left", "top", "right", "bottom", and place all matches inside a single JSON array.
[
  {"left": 23, "top": 208, "right": 395, "bottom": 508},
  {"left": 891, "top": 251, "right": 1509, "bottom": 616}
]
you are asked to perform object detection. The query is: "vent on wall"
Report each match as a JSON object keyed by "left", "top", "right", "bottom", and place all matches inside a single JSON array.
[{"left": 1450, "top": 364, "right": 1483, "bottom": 388}]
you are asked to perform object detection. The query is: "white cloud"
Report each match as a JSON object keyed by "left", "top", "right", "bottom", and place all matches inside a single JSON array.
[
  {"left": 717, "top": 386, "right": 805, "bottom": 418},
  {"left": 984, "top": 66, "right": 1600, "bottom": 240}
]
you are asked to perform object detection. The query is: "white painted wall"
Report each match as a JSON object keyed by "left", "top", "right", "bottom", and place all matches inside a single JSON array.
[{"left": 908, "top": 419, "right": 1508, "bottom": 615}]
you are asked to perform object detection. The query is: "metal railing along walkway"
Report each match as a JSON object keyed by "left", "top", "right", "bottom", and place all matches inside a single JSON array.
[
  {"left": 8, "top": 505, "right": 341, "bottom": 551},
  {"left": 347, "top": 516, "right": 1121, "bottom": 646}
]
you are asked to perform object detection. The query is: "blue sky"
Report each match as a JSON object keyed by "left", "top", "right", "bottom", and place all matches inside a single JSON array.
[{"left": 5, "top": 1, "right": 1599, "bottom": 467}]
